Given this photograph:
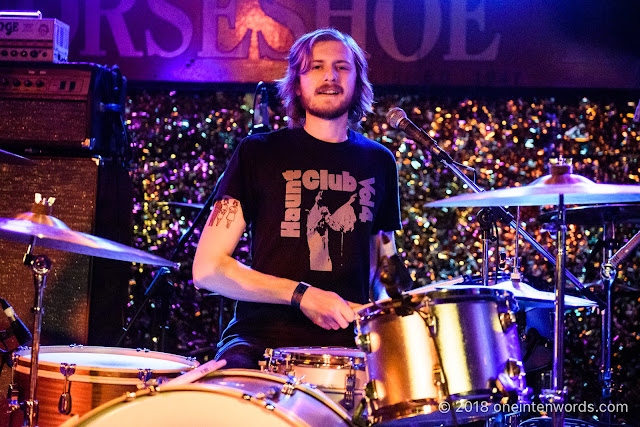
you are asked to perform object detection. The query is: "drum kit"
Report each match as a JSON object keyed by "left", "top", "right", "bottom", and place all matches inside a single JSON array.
[{"left": 1, "top": 127, "right": 640, "bottom": 427}]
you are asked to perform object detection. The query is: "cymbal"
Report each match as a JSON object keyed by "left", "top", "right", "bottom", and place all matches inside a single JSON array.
[
  {"left": 0, "top": 214, "right": 177, "bottom": 267},
  {"left": 433, "top": 280, "right": 597, "bottom": 309},
  {"left": 427, "top": 164, "right": 640, "bottom": 207},
  {"left": 0, "top": 149, "right": 34, "bottom": 166},
  {"left": 538, "top": 204, "right": 640, "bottom": 226}
]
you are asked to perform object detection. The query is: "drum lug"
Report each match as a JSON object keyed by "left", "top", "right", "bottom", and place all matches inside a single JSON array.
[
  {"left": 364, "top": 379, "right": 379, "bottom": 401},
  {"left": 352, "top": 394, "right": 373, "bottom": 427},
  {"left": 138, "top": 368, "right": 153, "bottom": 386},
  {"left": 263, "top": 348, "right": 274, "bottom": 371},
  {"left": 421, "top": 308, "right": 437, "bottom": 336},
  {"left": 496, "top": 359, "right": 530, "bottom": 403},
  {"left": 282, "top": 375, "right": 300, "bottom": 396},
  {"left": 343, "top": 367, "right": 356, "bottom": 409},
  {"left": 499, "top": 311, "right": 517, "bottom": 332},
  {"left": 356, "top": 333, "right": 371, "bottom": 353},
  {"left": 58, "top": 363, "right": 76, "bottom": 415},
  {"left": 432, "top": 367, "right": 447, "bottom": 399}
]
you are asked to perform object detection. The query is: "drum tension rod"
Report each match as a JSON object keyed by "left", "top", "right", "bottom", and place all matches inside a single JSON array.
[{"left": 58, "top": 363, "right": 76, "bottom": 415}]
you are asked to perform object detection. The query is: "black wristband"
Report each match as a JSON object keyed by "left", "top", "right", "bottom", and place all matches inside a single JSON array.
[{"left": 291, "top": 282, "right": 310, "bottom": 309}]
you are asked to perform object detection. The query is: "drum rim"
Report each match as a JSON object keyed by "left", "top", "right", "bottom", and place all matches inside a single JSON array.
[
  {"left": 199, "top": 369, "right": 353, "bottom": 423},
  {"left": 66, "top": 383, "right": 314, "bottom": 427},
  {"left": 269, "top": 346, "right": 366, "bottom": 368},
  {"left": 14, "top": 345, "right": 199, "bottom": 382}
]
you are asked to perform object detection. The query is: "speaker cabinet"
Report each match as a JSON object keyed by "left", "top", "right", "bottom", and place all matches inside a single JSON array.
[{"left": 0, "top": 156, "right": 132, "bottom": 346}]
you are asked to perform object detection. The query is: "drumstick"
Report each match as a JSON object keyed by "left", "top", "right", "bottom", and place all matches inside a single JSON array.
[
  {"left": 356, "top": 277, "right": 466, "bottom": 313},
  {"left": 162, "top": 359, "right": 227, "bottom": 386}
]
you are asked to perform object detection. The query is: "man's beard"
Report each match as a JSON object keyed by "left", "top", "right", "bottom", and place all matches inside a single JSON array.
[{"left": 301, "top": 92, "right": 354, "bottom": 120}]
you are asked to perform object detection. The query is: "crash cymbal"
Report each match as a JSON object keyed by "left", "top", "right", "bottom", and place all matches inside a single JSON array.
[
  {"left": 538, "top": 203, "right": 640, "bottom": 226},
  {"left": 427, "top": 163, "right": 640, "bottom": 208},
  {"left": 435, "top": 280, "right": 597, "bottom": 309},
  {"left": 0, "top": 149, "right": 34, "bottom": 166},
  {"left": 0, "top": 214, "right": 177, "bottom": 267}
]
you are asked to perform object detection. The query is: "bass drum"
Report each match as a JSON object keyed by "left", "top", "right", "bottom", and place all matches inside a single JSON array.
[{"left": 62, "top": 369, "right": 354, "bottom": 427}]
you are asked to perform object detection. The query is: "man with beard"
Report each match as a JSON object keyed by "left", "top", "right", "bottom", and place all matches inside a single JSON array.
[{"left": 193, "top": 28, "right": 402, "bottom": 369}]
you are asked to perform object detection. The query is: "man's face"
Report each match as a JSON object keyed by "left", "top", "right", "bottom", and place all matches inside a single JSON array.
[{"left": 297, "top": 40, "right": 357, "bottom": 122}]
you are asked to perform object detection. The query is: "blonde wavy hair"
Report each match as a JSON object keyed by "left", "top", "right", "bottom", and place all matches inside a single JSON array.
[{"left": 276, "top": 28, "right": 373, "bottom": 130}]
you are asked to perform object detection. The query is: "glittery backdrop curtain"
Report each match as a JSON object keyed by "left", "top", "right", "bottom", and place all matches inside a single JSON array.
[{"left": 124, "top": 88, "right": 639, "bottom": 422}]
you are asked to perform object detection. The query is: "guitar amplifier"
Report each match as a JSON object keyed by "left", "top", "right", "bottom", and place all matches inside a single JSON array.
[
  {"left": 0, "top": 11, "right": 69, "bottom": 63},
  {"left": 0, "top": 62, "right": 126, "bottom": 157}
]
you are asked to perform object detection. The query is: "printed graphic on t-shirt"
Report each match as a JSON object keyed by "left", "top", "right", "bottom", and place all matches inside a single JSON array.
[{"left": 281, "top": 169, "right": 376, "bottom": 271}]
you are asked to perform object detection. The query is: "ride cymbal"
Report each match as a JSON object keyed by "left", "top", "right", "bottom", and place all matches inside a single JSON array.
[{"left": 427, "top": 163, "right": 640, "bottom": 208}]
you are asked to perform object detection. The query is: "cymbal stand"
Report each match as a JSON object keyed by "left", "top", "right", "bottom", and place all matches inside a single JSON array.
[
  {"left": 599, "top": 226, "right": 640, "bottom": 422},
  {"left": 599, "top": 222, "right": 615, "bottom": 424},
  {"left": 408, "top": 126, "right": 604, "bottom": 308},
  {"left": 20, "top": 239, "right": 51, "bottom": 427},
  {"left": 477, "top": 208, "right": 498, "bottom": 286},
  {"left": 540, "top": 192, "right": 567, "bottom": 427}
]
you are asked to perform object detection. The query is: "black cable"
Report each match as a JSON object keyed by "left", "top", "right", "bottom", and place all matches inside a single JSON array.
[{"left": 417, "top": 306, "right": 459, "bottom": 427}]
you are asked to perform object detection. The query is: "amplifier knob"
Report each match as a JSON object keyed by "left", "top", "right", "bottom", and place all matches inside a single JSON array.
[
  {"left": 30, "top": 50, "right": 39, "bottom": 58},
  {"left": 20, "top": 50, "right": 27, "bottom": 57},
  {"left": 1, "top": 78, "right": 10, "bottom": 86},
  {"left": 35, "top": 80, "right": 45, "bottom": 88},
  {"left": 24, "top": 80, "right": 33, "bottom": 87},
  {"left": 12, "top": 79, "right": 21, "bottom": 87},
  {"left": 0, "top": 50, "right": 7, "bottom": 57},
  {"left": 10, "top": 50, "right": 17, "bottom": 57}
]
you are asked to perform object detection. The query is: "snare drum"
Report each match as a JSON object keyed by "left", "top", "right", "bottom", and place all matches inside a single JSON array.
[
  {"left": 355, "top": 288, "right": 527, "bottom": 425},
  {"left": 11, "top": 345, "right": 198, "bottom": 426},
  {"left": 265, "top": 347, "right": 366, "bottom": 412},
  {"left": 62, "top": 369, "right": 353, "bottom": 426}
]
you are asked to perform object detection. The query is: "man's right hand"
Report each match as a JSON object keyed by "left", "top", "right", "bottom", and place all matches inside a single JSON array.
[{"left": 298, "top": 287, "right": 358, "bottom": 330}]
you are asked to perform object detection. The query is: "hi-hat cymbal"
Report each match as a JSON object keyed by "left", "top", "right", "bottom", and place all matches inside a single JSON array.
[
  {"left": 0, "top": 149, "right": 34, "bottom": 166},
  {"left": 433, "top": 280, "right": 597, "bottom": 309},
  {"left": 538, "top": 204, "right": 640, "bottom": 226},
  {"left": 0, "top": 215, "right": 177, "bottom": 267},
  {"left": 427, "top": 164, "right": 640, "bottom": 207}
]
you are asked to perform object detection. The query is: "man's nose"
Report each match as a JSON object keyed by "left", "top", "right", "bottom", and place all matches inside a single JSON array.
[{"left": 323, "top": 68, "right": 337, "bottom": 81}]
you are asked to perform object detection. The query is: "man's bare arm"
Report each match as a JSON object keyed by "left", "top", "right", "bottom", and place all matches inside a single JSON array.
[{"left": 192, "top": 197, "right": 357, "bottom": 330}]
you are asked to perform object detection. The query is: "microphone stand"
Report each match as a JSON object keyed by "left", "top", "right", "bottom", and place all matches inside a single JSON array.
[{"left": 116, "top": 173, "right": 224, "bottom": 348}]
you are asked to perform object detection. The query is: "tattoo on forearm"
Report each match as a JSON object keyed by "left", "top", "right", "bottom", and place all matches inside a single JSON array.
[{"left": 208, "top": 197, "right": 240, "bottom": 228}]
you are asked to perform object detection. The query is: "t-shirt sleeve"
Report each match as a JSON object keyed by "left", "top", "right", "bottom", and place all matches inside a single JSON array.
[
  {"left": 214, "top": 137, "right": 258, "bottom": 224},
  {"left": 372, "top": 148, "right": 402, "bottom": 233}
]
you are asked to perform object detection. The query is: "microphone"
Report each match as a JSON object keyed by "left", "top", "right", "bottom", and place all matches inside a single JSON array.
[
  {"left": 248, "top": 82, "right": 271, "bottom": 135},
  {"left": 610, "top": 230, "right": 640, "bottom": 268},
  {"left": 386, "top": 107, "right": 454, "bottom": 163},
  {"left": 0, "top": 298, "right": 32, "bottom": 346},
  {"left": 378, "top": 232, "right": 413, "bottom": 298}
]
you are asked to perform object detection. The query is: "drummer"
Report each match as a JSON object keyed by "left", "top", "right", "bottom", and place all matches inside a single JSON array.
[{"left": 193, "top": 28, "right": 402, "bottom": 369}]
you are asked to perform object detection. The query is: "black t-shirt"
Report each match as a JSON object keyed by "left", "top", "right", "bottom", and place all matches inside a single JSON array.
[{"left": 214, "top": 127, "right": 401, "bottom": 349}]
